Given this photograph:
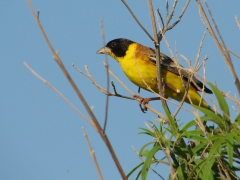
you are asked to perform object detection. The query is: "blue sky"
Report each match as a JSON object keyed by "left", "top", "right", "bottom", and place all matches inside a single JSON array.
[{"left": 1, "top": 1, "right": 240, "bottom": 180}]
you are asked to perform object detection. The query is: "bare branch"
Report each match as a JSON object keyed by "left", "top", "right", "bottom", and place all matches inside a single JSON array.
[
  {"left": 148, "top": 0, "right": 165, "bottom": 104},
  {"left": 195, "top": 31, "right": 207, "bottom": 68},
  {"left": 166, "top": 0, "right": 178, "bottom": 26},
  {"left": 157, "top": 9, "right": 165, "bottom": 29},
  {"left": 26, "top": 1, "right": 127, "bottom": 179},
  {"left": 219, "top": 43, "right": 240, "bottom": 59},
  {"left": 158, "top": 0, "right": 190, "bottom": 41},
  {"left": 235, "top": 15, "right": 240, "bottom": 29},
  {"left": 100, "top": 20, "right": 110, "bottom": 133},
  {"left": 82, "top": 127, "right": 103, "bottom": 180}
]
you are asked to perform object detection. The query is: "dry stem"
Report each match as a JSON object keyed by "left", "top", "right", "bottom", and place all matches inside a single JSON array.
[
  {"left": 196, "top": 0, "right": 240, "bottom": 95},
  {"left": 82, "top": 127, "right": 103, "bottom": 180},
  {"left": 26, "top": 1, "right": 126, "bottom": 179}
]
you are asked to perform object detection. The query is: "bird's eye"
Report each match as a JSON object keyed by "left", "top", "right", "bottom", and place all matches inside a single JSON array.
[{"left": 111, "top": 42, "right": 117, "bottom": 47}]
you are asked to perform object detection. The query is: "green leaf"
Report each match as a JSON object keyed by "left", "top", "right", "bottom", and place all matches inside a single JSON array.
[
  {"left": 234, "top": 133, "right": 240, "bottom": 144},
  {"left": 139, "top": 142, "right": 155, "bottom": 157},
  {"left": 193, "top": 105, "right": 226, "bottom": 131},
  {"left": 208, "top": 134, "right": 225, "bottom": 141},
  {"left": 209, "top": 137, "right": 225, "bottom": 157},
  {"left": 202, "top": 158, "right": 215, "bottom": 180},
  {"left": 126, "top": 162, "right": 144, "bottom": 178},
  {"left": 188, "top": 135, "right": 206, "bottom": 142},
  {"left": 235, "top": 113, "right": 240, "bottom": 124},
  {"left": 140, "top": 150, "right": 150, "bottom": 158},
  {"left": 139, "top": 128, "right": 155, "bottom": 137},
  {"left": 232, "top": 113, "right": 240, "bottom": 131},
  {"left": 207, "top": 82, "right": 230, "bottom": 118},
  {"left": 163, "top": 106, "right": 178, "bottom": 137},
  {"left": 177, "top": 163, "right": 186, "bottom": 180},
  {"left": 141, "top": 145, "right": 160, "bottom": 180},
  {"left": 188, "top": 158, "right": 207, "bottom": 180},
  {"left": 182, "top": 120, "right": 197, "bottom": 131},
  {"left": 226, "top": 133, "right": 234, "bottom": 167},
  {"left": 184, "top": 130, "right": 204, "bottom": 136},
  {"left": 192, "top": 141, "right": 208, "bottom": 154}
]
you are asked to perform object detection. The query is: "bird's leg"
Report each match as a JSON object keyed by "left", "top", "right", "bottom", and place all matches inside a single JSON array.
[{"left": 138, "top": 87, "right": 141, "bottom": 95}]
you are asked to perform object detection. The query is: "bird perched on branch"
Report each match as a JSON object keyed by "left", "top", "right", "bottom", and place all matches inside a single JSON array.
[{"left": 97, "top": 38, "right": 212, "bottom": 111}]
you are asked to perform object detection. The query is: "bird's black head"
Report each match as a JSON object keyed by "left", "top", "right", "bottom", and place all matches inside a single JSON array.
[{"left": 106, "top": 38, "right": 134, "bottom": 57}]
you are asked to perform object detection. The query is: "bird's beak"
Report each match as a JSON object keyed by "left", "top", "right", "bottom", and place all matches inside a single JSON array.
[{"left": 96, "top": 46, "right": 111, "bottom": 54}]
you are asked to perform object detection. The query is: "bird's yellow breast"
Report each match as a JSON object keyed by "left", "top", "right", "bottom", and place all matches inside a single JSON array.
[{"left": 112, "top": 44, "right": 158, "bottom": 92}]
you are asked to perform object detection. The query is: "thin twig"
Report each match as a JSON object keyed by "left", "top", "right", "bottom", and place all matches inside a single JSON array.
[
  {"left": 153, "top": 126, "right": 178, "bottom": 180},
  {"left": 121, "top": 0, "right": 154, "bottom": 41},
  {"left": 235, "top": 15, "right": 240, "bottom": 29},
  {"left": 172, "top": 75, "right": 192, "bottom": 118},
  {"left": 103, "top": 62, "right": 135, "bottom": 95},
  {"left": 205, "top": 2, "right": 230, "bottom": 60},
  {"left": 26, "top": 1, "right": 127, "bottom": 179},
  {"left": 157, "top": 9, "right": 165, "bottom": 29},
  {"left": 73, "top": 64, "right": 135, "bottom": 100},
  {"left": 166, "top": 0, "right": 169, "bottom": 18},
  {"left": 82, "top": 127, "right": 103, "bottom": 180},
  {"left": 195, "top": 31, "right": 206, "bottom": 68},
  {"left": 166, "top": 0, "right": 190, "bottom": 31},
  {"left": 219, "top": 43, "right": 240, "bottom": 59},
  {"left": 158, "top": 0, "right": 190, "bottom": 41},
  {"left": 100, "top": 20, "right": 110, "bottom": 133},
  {"left": 196, "top": 0, "right": 240, "bottom": 95},
  {"left": 24, "top": 62, "right": 96, "bottom": 130},
  {"left": 166, "top": 0, "right": 178, "bottom": 26},
  {"left": 148, "top": 0, "right": 163, "bottom": 97}
]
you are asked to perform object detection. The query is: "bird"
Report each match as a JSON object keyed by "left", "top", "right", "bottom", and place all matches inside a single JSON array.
[{"left": 97, "top": 38, "right": 212, "bottom": 110}]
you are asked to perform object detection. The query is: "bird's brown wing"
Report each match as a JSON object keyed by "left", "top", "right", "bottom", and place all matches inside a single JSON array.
[{"left": 139, "top": 46, "right": 212, "bottom": 94}]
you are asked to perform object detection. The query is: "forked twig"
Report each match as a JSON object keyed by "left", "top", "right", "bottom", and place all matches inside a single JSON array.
[{"left": 158, "top": 0, "right": 190, "bottom": 41}]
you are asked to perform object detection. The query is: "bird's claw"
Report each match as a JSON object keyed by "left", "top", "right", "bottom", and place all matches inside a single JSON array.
[{"left": 133, "top": 95, "right": 150, "bottom": 113}]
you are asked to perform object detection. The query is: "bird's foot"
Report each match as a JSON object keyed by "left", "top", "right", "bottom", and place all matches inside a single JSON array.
[{"left": 133, "top": 94, "right": 150, "bottom": 113}]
